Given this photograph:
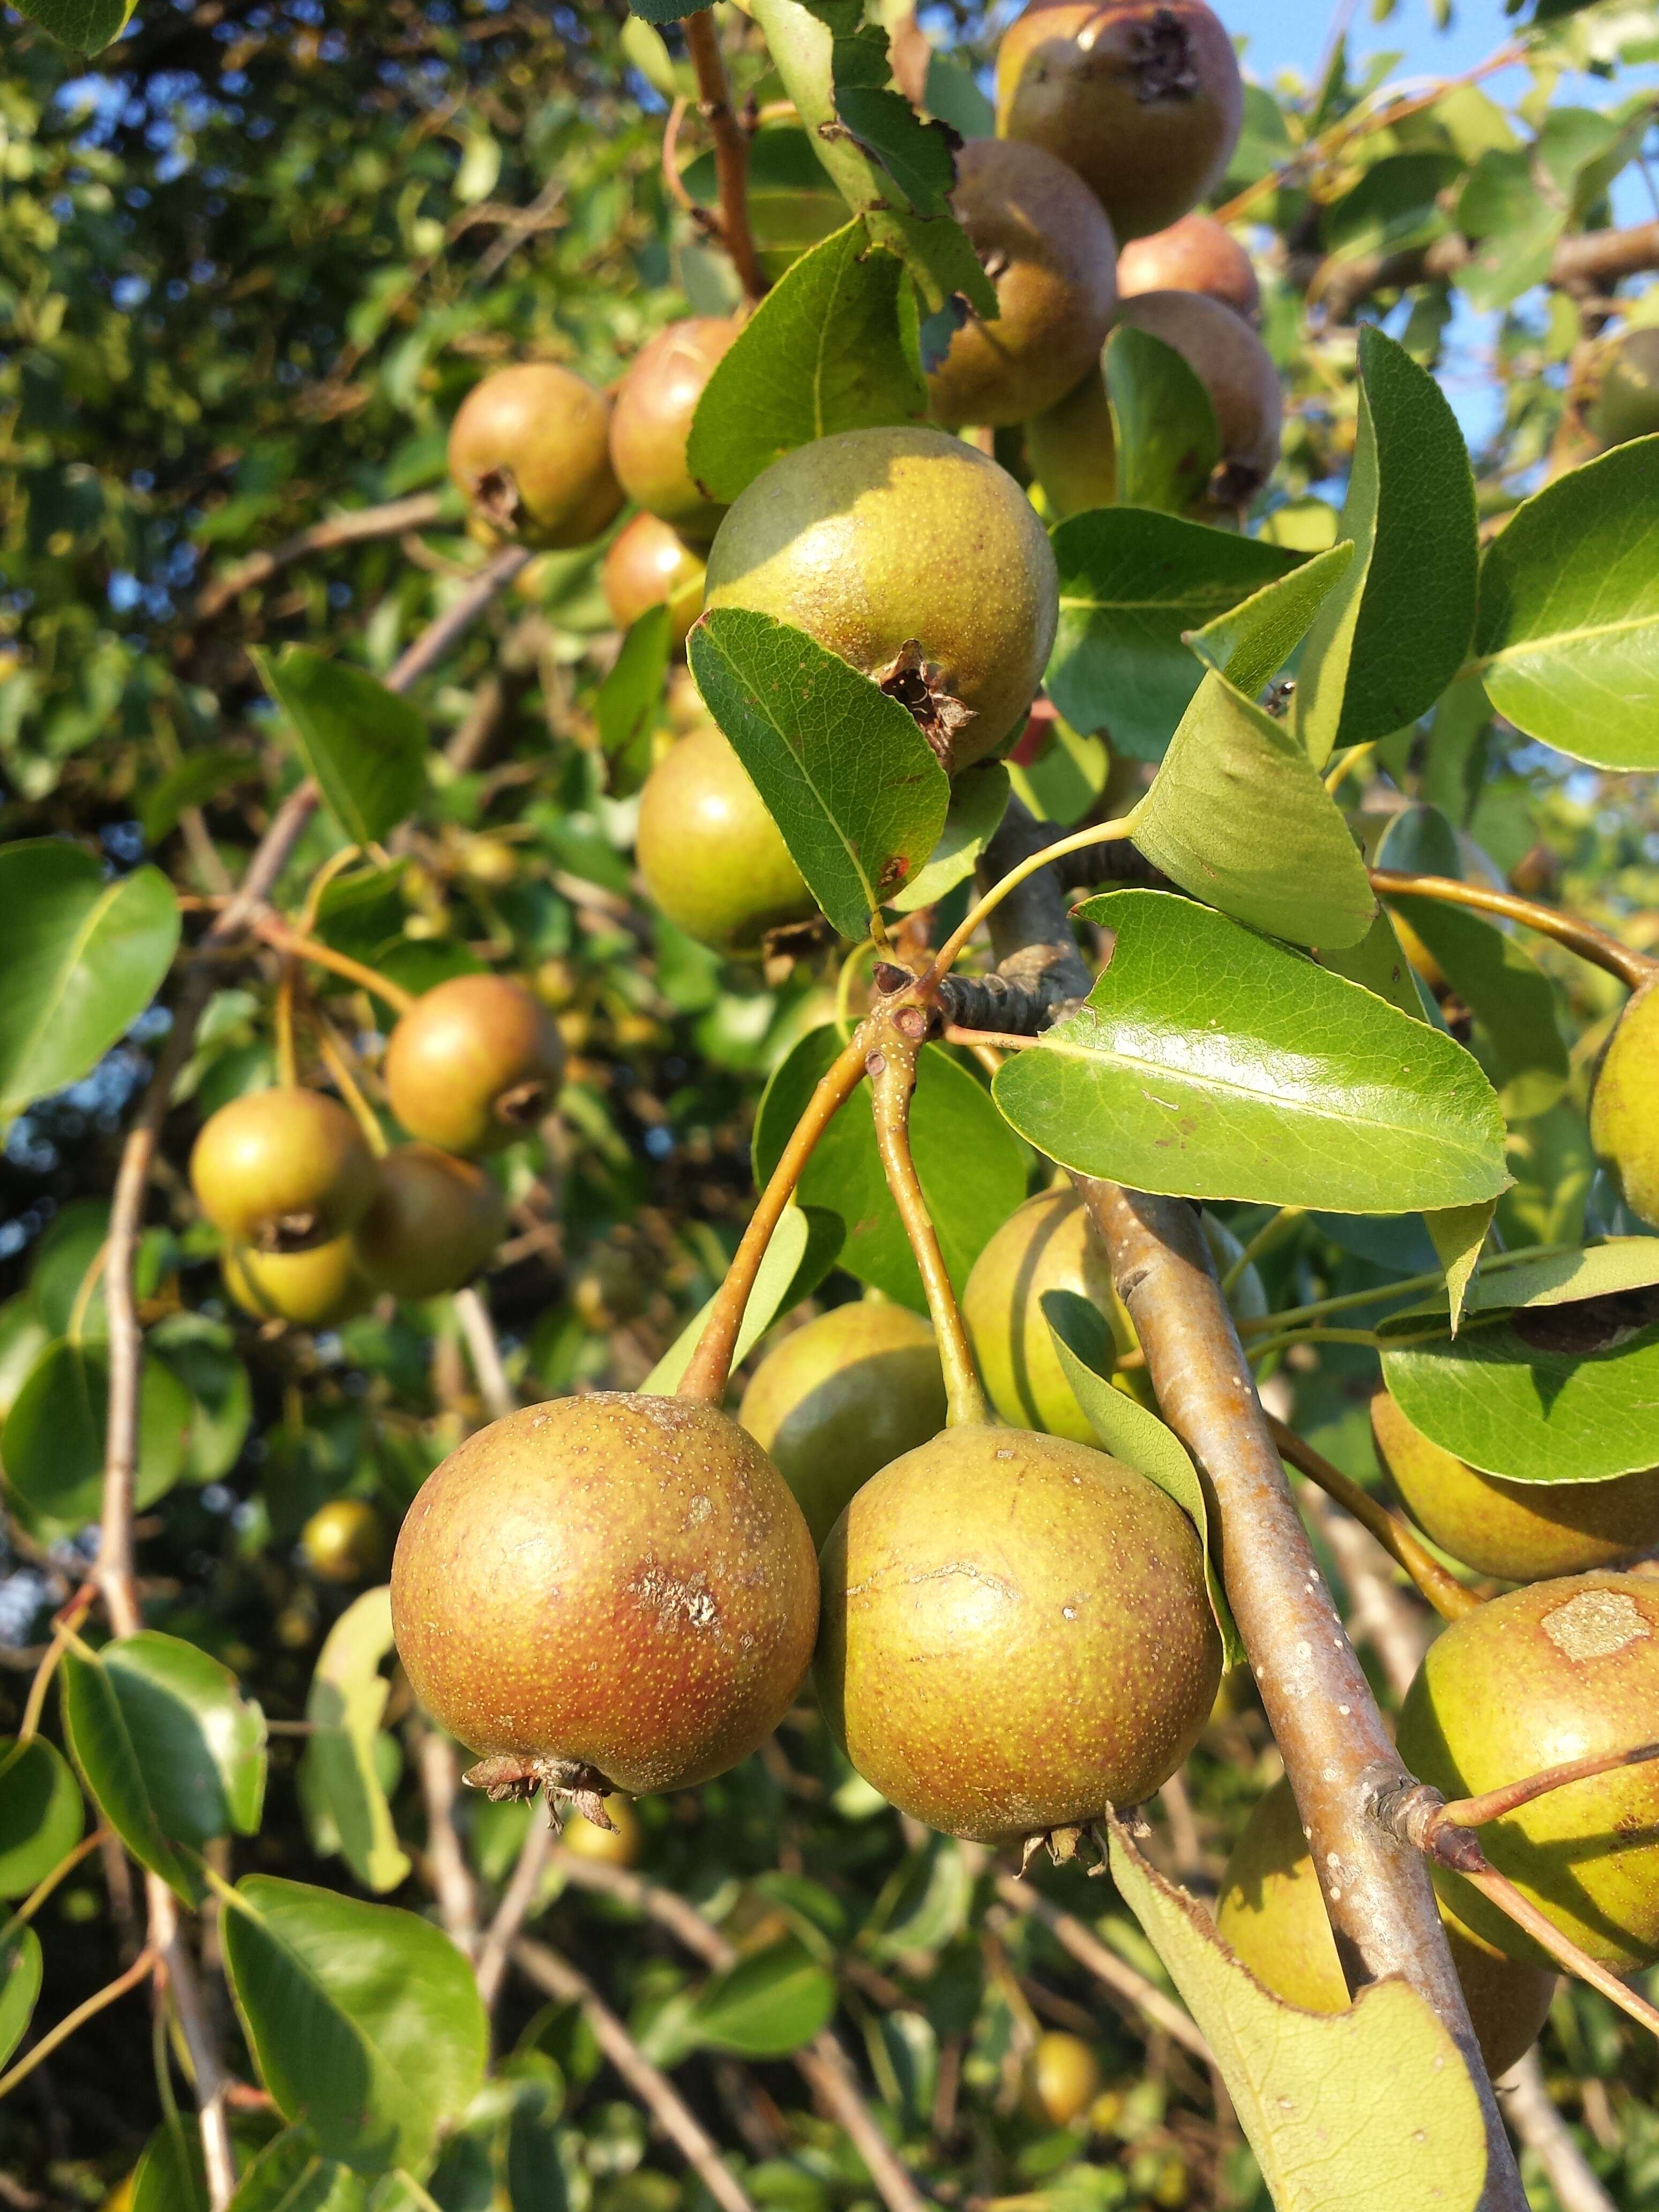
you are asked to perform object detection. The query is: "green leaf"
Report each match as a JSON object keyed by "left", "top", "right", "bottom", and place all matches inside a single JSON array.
[
  {"left": 629, "top": 0, "right": 712, "bottom": 20},
  {"left": 1292, "top": 328, "right": 1478, "bottom": 765},
  {"left": 689, "top": 610, "right": 948, "bottom": 938},
  {"left": 991, "top": 892, "right": 1509, "bottom": 1214},
  {"left": 863, "top": 1835, "right": 974, "bottom": 1961},
  {"left": 1472, "top": 438, "right": 1659, "bottom": 770},
  {"left": 4, "top": 1340, "right": 193, "bottom": 1531},
  {"left": 922, "top": 49, "right": 995, "bottom": 139},
  {"left": 1105, "top": 326, "right": 1220, "bottom": 517},
  {"left": 0, "top": 840, "right": 180, "bottom": 1124},
  {"left": 1381, "top": 894, "right": 1569, "bottom": 1117},
  {"left": 1130, "top": 670, "right": 1377, "bottom": 950},
  {"left": 0, "top": 1736, "right": 85, "bottom": 1898},
  {"left": 60, "top": 1645, "right": 204, "bottom": 1905},
  {"left": 0, "top": 1928, "right": 41, "bottom": 2071},
  {"left": 9, "top": 0, "right": 136, "bottom": 52},
  {"left": 133, "top": 2118, "right": 210, "bottom": 2212},
  {"left": 1454, "top": 148, "right": 1565, "bottom": 309},
  {"left": 686, "top": 220, "right": 925, "bottom": 503},
  {"left": 595, "top": 606, "right": 672, "bottom": 784},
  {"left": 228, "top": 2127, "right": 368, "bottom": 2211},
  {"left": 679, "top": 1935, "right": 838, "bottom": 2059},
  {"left": 1042, "top": 1291, "right": 1243, "bottom": 1670},
  {"left": 1323, "top": 152, "right": 1462, "bottom": 260},
  {"left": 754, "top": 1027, "right": 1027, "bottom": 1309},
  {"left": 1106, "top": 1814, "right": 1488, "bottom": 2212},
  {"left": 137, "top": 748, "right": 257, "bottom": 848},
  {"left": 151, "top": 1314, "right": 254, "bottom": 1485},
  {"left": 1186, "top": 541, "right": 1356, "bottom": 704},
  {"left": 298, "top": 1588, "right": 411, "bottom": 1894},
  {"left": 253, "top": 647, "right": 427, "bottom": 845},
  {"left": 1046, "top": 511, "right": 1300, "bottom": 761},
  {"left": 644, "top": 1202, "right": 843, "bottom": 1395},
  {"left": 1424, "top": 1200, "right": 1496, "bottom": 1336},
  {"left": 888, "top": 762, "right": 1009, "bottom": 913},
  {"left": 222, "top": 1875, "right": 488, "bottom": 2174}
]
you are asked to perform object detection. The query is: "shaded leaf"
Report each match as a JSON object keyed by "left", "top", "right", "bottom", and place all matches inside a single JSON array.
[
  {"left": 4, "top": 1340, "right": 192, "bottom": 1531},
  {"left": 253, "top": 647, "right": 427, "bottom": 845},
  {"left": 864, "top": 1836, "right": 974, "bottom": 1961},
  {"left": 61, "top": 1644, "right": 204, "bottom": 1904},
  {"left": 1105, "top": 326, "right": 1220, "bottom": 517},
  {"left": 1424, "top": 1200, "right": 1497, "bottom": 1335},
  {"left": 676, "top": 1935, "right": 837, "bottom": 2060},
  {"left": 888, "top": 762, "right": 1009, "bottom": 912},
  {"left": 0, "top": 1736, "right": 85, "bottom": 1899},
  {"left": 0, "top": 1929, "right": 41, "bottom": 2071},
  {"left": 595, "top": 606, "right": 672, "bottom": 785},
  {"left": 228, "top": 2126, "right": 368, "bottom": 2211},
  {"left": 1382, "top": 894, "right": 1569, "bottom": 1117},
  {"left": 299, "top": 1588, "right": 411, "bottom": 1894},
  {"left": 132, "top": 2116, "right": 210, "bottom": 2212},
  {"left": 1186, "top": 541, "right": 1355, "bottom": 704},
  {"left": 9, "top": 0, "right": 136, "bottom": 51},
  {"left": 151, "top": 1313, "right": 255, "bottom": 1485}
]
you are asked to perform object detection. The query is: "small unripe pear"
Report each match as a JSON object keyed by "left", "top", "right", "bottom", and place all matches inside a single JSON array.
[
  {"left": 352, "top": 1146, "right": 507, "bottom": 1302},
  {"left": 385, "top": 974, "right": 564, "bottom": 1156},
  {"left": 1372, "top": 1390, "right": 1659, "bottom": 1582},
  {"left": 449, "top": 363, "right": 624, "bottom": 548},
  {"left": 562, "top": 1794, "right": 643, "bottom": 1867},
  {"left": 602, "top": 512, "right": 706, "bottom": 646},
  {"left": 1217, "top": 1778, "right": 1556, "bottom": 2080},
  {"left": 816, "top": 1425, "right": 1221, "bottom": 1843},
  {"left": 636, "top": 724, "right": 818, "bottom": 957},
  {"left": 191, "top": 1088, "right": 374, "bottom": 1253},
  {"left": 390, "top": 1394, "right": 819, "bottom": 1798},
  {"left": 1592, "top": 327, "right": 1659, "bottom": 448},
  {"left": 610, "top": 318, "right": 741, "bottom": 542},
  {"left": 927, "top": 138, "right": 1118, "bottom": 431},
  {"left": 302, "top": 1497, "right": 386, "bottom": 1585},
  {"left": 703, "top": 426, "right": 1058, "bottom": 773},
  {"left": 1397, "top": 1573, "right": 1659, "bottom": 1972},
  {"left": 1022, "top": 2032, "right": 1103, "bottom": 2129},
  {"left": 1589, "top": 971, "right": 1659, "bottom": 1229},
  {"left": 1117, "top": 212, "right": 1259, "bottom": 322},
  {"left": 995, "top": 0, "right": 1244, "bottom": 243},
  {"left": 222, "top": 1237, "right": 372, "bottom": 1329},
  {"left": 739, "top": 1302, "right": 948, "bottom": 1548},
  {"left": 667, "top": 664, "right": 716, "bottom": 736}
]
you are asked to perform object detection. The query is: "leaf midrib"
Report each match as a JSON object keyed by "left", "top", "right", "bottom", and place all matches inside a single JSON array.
[{"left": 1474, "top": 603, "right": 1659, "bottom": 671}]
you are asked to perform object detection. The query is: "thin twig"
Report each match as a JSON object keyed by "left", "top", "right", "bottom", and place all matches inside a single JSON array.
[
  {"left": 1498, "top": 2051, "right": 1617, "bottom": 2212},
  {"left": 1266, "top": 1416, "right": 1482, "bottom": 1622},
  {"left": 512, "top": 1939, "right": 759, "bottom": 2212},
  {"left": 683, "top": 11, "right": 767, "bottom": 302},
  {"left": 1371, "top": 870, "right": 1656, "bottom": 990},
  {"left": 1465, "top": 1865, "right": 1659, "bottom": 2042},
  {"left": 474, "top": 1814, "right": 554, "bottom": 2008},
  {"left": 0, "top": 1947, "right": 158, "bottom": 2101},
  {"left": 251, "top": 917, "right": 418, "bottom": 1012},
  {"left": 414, "top": 1725, "right": 481, "bottom": 1955},
  {"left": 184, "top": 493, "right": 443, "bottom": 630},
  {"left": 453, "top": 1286, "right": 517, "bottom": 1423},
  {"left": 991, "top": 1873, "right": 1210, "bottom": 2064}
]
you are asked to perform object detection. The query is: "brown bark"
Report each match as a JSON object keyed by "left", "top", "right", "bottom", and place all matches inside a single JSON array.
[{"left": 1313, "top": 219, "right": 1659, "bottom": 325}]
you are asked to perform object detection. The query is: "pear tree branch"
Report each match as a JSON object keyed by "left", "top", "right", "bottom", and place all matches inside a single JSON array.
[{"left": 683, "top": 10, "right": 768, "bottom": 303}]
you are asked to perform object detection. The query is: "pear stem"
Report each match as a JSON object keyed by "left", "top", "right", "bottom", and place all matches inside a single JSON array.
[
  {"left": 676, "top": 1029, "right": 872, "bottom": 1404},
  {"left": 1266, "top": 1414, "right": 1483, "bottom": 1621},
  {"left": 916, "top": 817, "right": 1139, "bottom": 998},
  {"left": 1464, "top": 1864, "right": 1659, "bottom": 2042},
  {"left": 0, "top": 1945, "right": 160, "bottom": 2102},
  {"left": 251, "top": 916, "right": 419, "bottom": 1013},
  {"left": 1371, "top": 869, "right": 1656, "bottom": 990},
  {"left": 1440, "top": 1740, "right": 1659, "bottom": 1829},
  {"left": 311, "top": 1010, "right": 391, "bottom": 1159},
  {"left": 865, "top": 1008, "right": 987, "bottom": 1429}
]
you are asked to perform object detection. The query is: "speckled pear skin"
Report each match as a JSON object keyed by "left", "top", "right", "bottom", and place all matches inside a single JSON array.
[
  {"left": 1398, "top": 1574, "right": 1659, "bottom": 1972},
  {"left": 1217, "top": 1777, "right": 1556, "bottom": 2080},
  {"left": 1590, "top": 970, "right": 1659, "bottom": 1229},
  {"left": 1372, "top": 1389, "right": 1659, "bottom": 1583},
  {"left": 701, "top": 427, "right": 1058, "bottom": 772},
  {"left": 390, "top": 1394, "right": 820, "bottom": 1795},
  {"left": 815, "top": 1425, "right": 1221, "bottom": 1842}
]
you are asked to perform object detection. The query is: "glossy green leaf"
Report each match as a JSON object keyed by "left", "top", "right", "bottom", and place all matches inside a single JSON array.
[
  {"left": 689, "top": 609, "right": 948, "bottom": 938},
  {"left": 9, "top": 0, "right": 136, "bottom": 52},
  {"left": 645, "top": 1202, "right": 843, "bottom": 1395},
  {"left": 0, "top": 1736, "right": 86, "bottom": 1897},
  {"left": 1313, "top": 907, "right": 1428, "bottom": 1021},
  {"left": 1381, "top": 894, "right": 1568, "bottom": 1116},
  {"left": 106, "top": 1632, "right": 266, "bottom": 1839},
  {"left": 222, "top": 1875, "right": 488, "bottom": 2173},
  {"left": 299, "top": 1588, "right": 411, "bottom": 1894},
  {"left": 253, "top": 647, "right": 427, "bottom": 845},
  {"left": 889, "top": 762, "right": 1009, "bottom": 913},
  {"left": 679, "top": 1935, "right": 837, "bottom": 2059},
  {"left": 686, "top": 220, "right": 925, "bottom": 503},
  {"left": 1424, "top": 1200, "right": 1498, "bottom": 1336},
  {"left": 1292, "top": 328, "right": 1478, "bottom": 765},
  {"left": 754, "top": 1027, "right": 1027, "bottom": 1309},
  {"left": 0, "top": 1928, "right": 41, "bottom": 2071},
  {"left": 1047, "top": 510, "right": 1299, "bottom": 761},
  {"left": 991, "top": 892, "right": 1509, "bottom": 1214},
  {"left": 1186, "top": 541, "right": 1356, "bottom": 704},
  {"left": 1042, "top": 1291, "right": 1243, "bottom": 1669},
  {"left": 3, "top": 1340, "right": 193, "bottom": 1530},
  {"left": 1130, "top": 669, "right": 1376, "bottom": 949},
  {"left": 0, "top": 1297, "right": 50, "bottom": 1423},
  {"left": 228, "top": 2126, "right": 368, "bottom": 2211},
  {"left": 1107, "top": 1815, "right": 1488, "bottom": 2212},
  {"left": 60, "top": 1645, "right": 203, "bottom": 1904},
  {"left": 864, "top": 1836, "right": 974, "bottom": 1962},
  {"left": 1105, "top": 326, "right": 1220, "bottom": 515},
  {"left": 0, "top": 840, "right": 180, "bottom": 1124},
  {"left": 1472, "top": 438, "right": 1659, "bottom": 769}
]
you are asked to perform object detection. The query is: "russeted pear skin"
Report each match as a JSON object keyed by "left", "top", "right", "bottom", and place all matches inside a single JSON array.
[
  {"left": 448, "top": 363, "right": 624, "bottom": 548},
  {"left": 1589, "top": 971, "right": 1659, "bottom": 1229},
  {"left": 191, "top": 1087, "right": 375, "bottom": 1253},
  {"left": 1117, "top": 212, "right": 1259, "bottom": 322},
  {"left": 701, "top": 427, "right": 1058, "bottom": 773},
  {"left": 1593, "top": 327, "right": 1659, "bottom": 448},
  {"left": 353, "top": 1146, "right": 507, "bottom": 1302},
  {"left": 738, "top": 1302, "right": 947, "bottom": 1548},
  {"left": 926, "top": 138, "right": 1118, "bottom": 430},
  {"left": 816, "top": 1425, "right": 1221, "bottom": 1842},
  {"left": 385, "top": 974, "right": 564, "bottom": 1157},
  {"left": 222, "top": 1237, "right": 372, "bottom": 1328},
  {"left": 609, "top": 318, "right": 741, "bottom": 541},
  {"left": 1217, "top": 1778, "right": 1556, "bottom": 2080},
  {"left": 390, "top": 1394, "right": 820, "bottom": 1795},
  {"left": 995, "top": 0, "right": 1244, "bottom": 243},
  {"left": 636, "top": 725, "right": 818, "bottom": 957},
  {"left": 1372, "top": 1390, "right": 1659, "bottom": 1582},
  {"left": 1396, "top": 1574, "right": 1659, "bottom": 1972}
]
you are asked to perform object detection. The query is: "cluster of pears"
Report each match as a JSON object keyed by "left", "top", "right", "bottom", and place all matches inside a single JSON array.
[{"left": 194, "top": 972, "right": 562, "bottom": 1327}]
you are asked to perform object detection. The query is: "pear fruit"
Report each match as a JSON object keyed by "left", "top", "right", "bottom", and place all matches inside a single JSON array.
[
  {"left": 927, "top": 138, "right": 1118, "bottom": 430},
  {"left": 995, "top": 0, "right": 1243, "bottom": 243},
  {"left": 353, "top": 1146, "right": 507, "bottom": 1302},
  {"left": 1117, "top": 211, "right": 1259, "bottom": 322},
  {"left": 191, "top": 1087, "right": 374, "bottom": 1254},
  {"left": 385, "top": 974, "right": 564, "bottom": 1157},
  {"left": 561, "top": 1794, "right": 644, "bottom": 1867},
  {"left": 301, "top": 1498, "right": 386, "bottom": 1585},
  {"left": 1396, "top": 1573, "right": 1659, "bottom": 1972},
  {"left": 816, "top": 1424, "right": 1221, "bottom": 1842},
  {"left": 1217, "top": 1777, "right": 1556, "bottom": 2080},
  {"left": 609, "top": 317, "right": 741, "bottom": 542},
  {"left": 738, "top": 1301, "right": 948, "bottom": 1548},
  {"left": 1372, "top": 1390, "right": 1659, "bottom": 1582},
  {"left": 222, "top": 1237, "right": 372, "bottom": 1329},
  {"left": 1589, "top": 972, "right": 1659, "bottom": 1229},
  {"left": 602, "top": 512, "right": 706, "bottom": 645},
  {"left": 390, "top": 1393, "right": 819, "bottom": 1799},
  {"left": 703, "top": 425, "right": 1058, "bottom": 773},
  {"left": 449, "top": 363, "right": 624, "bottom": 548},
  {"left": 636, "top": 723, "right": 818, "bottom": 957},
  {"left": 1022, "top": 2032, "right": 1103, "bottom": 2128}
]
